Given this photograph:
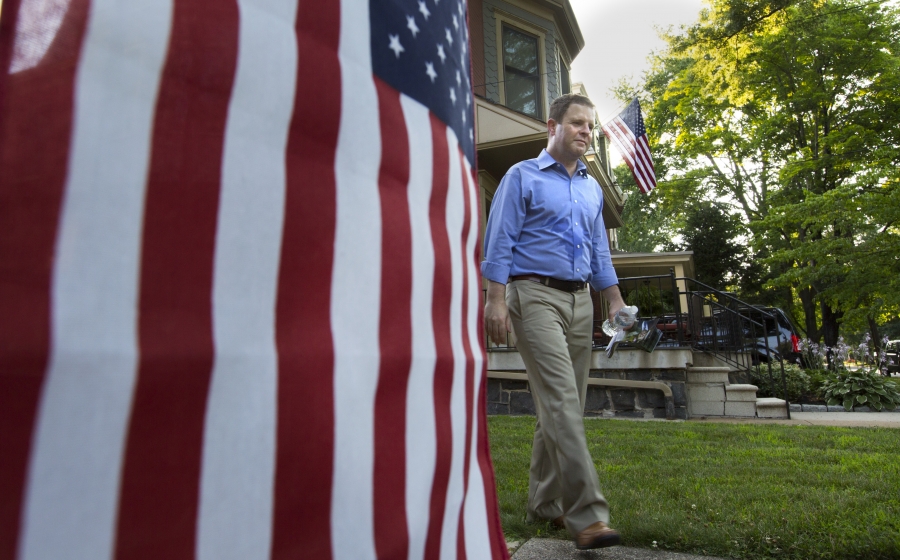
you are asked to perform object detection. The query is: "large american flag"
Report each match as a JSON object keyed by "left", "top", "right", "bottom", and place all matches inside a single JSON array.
[
  {"left": 0, "top": 0, "right": 507, "bottom": 559},
  {"left": 601, "top": 97, "right": 657, "bottom": 194}
]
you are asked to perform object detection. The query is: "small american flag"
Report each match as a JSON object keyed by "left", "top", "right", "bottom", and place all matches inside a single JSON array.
[
  {"left": 601, "top": 97, "right": 657, "bottom": 194},
  {"left": 0, "top": 0, "right": 507, "bottom": 559}
]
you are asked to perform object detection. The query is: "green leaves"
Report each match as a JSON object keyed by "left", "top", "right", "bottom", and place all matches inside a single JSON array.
[
  {"left": 630, "top": 0, "right": 900, "bottom": 340},
  {"left": 821, "top": 368, "right": 900, "bottom": 411}
]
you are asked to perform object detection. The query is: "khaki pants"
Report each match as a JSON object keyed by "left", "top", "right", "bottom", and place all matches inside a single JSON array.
[{"left": 506, "top": 280, "right": 609, "bottom": 534}]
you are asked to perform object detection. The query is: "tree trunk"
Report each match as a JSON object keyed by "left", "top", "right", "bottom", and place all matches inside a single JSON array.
[
  {"left": 799, "top": 286, "right": 820, "bottom": 342},
  {"left": 868, "top": 315, "right": 882, "bottom": 354},
  {"left": 820, "top": 301, "right": 842, "bottom": 348}
]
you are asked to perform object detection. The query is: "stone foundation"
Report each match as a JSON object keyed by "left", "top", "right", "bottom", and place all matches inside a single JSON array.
[{"left": 486, "top": 368, "right": 688, "bottom": 420}]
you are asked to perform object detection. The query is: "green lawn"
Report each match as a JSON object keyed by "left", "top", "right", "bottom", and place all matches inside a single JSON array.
[{"left": 488, "top": 416, "right": 900, "bottom": 559}]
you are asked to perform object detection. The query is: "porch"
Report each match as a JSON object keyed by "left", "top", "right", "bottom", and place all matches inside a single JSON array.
[{"left": 485, "top": 270, "right": 792, "bottom": 420}]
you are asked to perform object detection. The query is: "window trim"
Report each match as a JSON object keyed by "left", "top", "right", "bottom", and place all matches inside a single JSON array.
[
  {"left": 494, "top": 12, "right": 547, "bottom": 120},
  {"left": 558, "top": 52, "right": 571, "bottom": 96}
]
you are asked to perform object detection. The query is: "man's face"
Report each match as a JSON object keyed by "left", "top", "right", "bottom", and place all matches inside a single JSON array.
[{"left": 549, "top": 103, "right": 595, "bottom": 162}]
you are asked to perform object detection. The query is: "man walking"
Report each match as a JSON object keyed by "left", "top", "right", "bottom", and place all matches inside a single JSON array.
[{"left": 482, "top": 94, "right": 625, "bottom": 549}]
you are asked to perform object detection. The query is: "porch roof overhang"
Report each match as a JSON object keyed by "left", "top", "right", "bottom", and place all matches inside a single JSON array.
[{"left": 610, "top": 251, "right": 696, "bottom": 280}]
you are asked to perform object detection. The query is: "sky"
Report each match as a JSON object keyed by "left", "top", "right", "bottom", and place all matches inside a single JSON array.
[{"left": 567, "top": 0, "right": 706, "bottom": 123}]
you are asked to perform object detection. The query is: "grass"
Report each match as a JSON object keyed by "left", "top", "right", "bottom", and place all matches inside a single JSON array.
[{"left": 488, "top": 416, "right": 900, "bottom": 559}]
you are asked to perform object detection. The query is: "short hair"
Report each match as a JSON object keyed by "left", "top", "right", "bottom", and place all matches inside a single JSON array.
[{"left": 549, "top": 94, "right": 595, "bottom": 123}]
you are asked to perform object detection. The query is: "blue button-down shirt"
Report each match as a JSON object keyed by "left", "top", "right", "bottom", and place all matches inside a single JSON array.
[{"left": 481, "top": 149, "right": 618, "bottom": 292}]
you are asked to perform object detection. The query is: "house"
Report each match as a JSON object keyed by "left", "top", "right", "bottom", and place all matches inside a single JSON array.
[
  {"left": 469, "top": 0, "right": 625, "bottom": 252},
  {"left": 469, "top": 0, "right": 788, "bottom": 420}
]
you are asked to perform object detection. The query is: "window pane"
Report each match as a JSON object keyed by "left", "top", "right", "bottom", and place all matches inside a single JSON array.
[
  {"left": 502, "top": 25, "right": 541, "bottom": 118},
  {"left": 505, "top": 74, "right": 539, "bottom": 117},
  {"left": 560, "top": 58, "right": 570, "bottom": 95}
]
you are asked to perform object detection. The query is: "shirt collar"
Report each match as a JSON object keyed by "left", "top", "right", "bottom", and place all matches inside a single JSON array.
[{"left": 537, "top": 149, "right": 588, "bottom": 177}]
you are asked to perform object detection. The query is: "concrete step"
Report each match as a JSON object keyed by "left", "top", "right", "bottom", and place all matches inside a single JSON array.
[
  {"left": 725, "top": 401, "right": 757, "bottom": 417},
  {"left": 686, "top": 383, "right": 725, "bottom": 402},
  {"left": 685, "top": 367, "right": 730, "bottom": 384},
  {"left": 756, "top": 397, "right": 789, "bottom": 418},
  {"left": 689, "top": 400, "right": 725, "bottom": 416},
  {"left": 725, "top": 384, "right": 759, "bottom": 402}
]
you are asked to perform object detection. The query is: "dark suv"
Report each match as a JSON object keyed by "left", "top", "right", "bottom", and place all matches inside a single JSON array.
[
  {"left": 688, "top": 306, "right": 804, "bottom": 365},
  {"left": 738, "top": 307, "right": 804, "bottom": 365}
]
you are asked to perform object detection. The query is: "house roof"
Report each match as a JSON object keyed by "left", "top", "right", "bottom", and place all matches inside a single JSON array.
[{"left": 535, "top": 0, "right": 585, "bottom": 60}]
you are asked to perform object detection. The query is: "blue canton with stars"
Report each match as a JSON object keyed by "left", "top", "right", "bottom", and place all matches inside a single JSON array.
[
  {"left": 620, "top": 98, "right": 646, "bottom": 138},
  {"left": 371, "top": 0, "right": 476, "bottom": 164}
]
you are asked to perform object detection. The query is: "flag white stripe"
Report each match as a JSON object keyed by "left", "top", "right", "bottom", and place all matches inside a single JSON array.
[
  {"left": 401, "top": 94, "right": 438, "bottom": 560},
  {"left": 605, "top": 120, "right": 653, "bottom": 190},
  {"left": 196, "top": 1, "right": 298, "bottom": 558},
  {"left": 440, "top": 130, "right": 467, "bottom": 560},
  {"left": 604, "top": 123, "right": 639, "bottom": 171},
  {"left": 634, "top": 137, "right": 656, "bottom": 178},
  {"left": 18, "top": 2, "right": 173, "bottom": 559},
  {"left": 461, "top": 157, "right": 492, "bottom": 558},
  {"left": 606, "top": 118, "right": 655, "bottom": 192},
  {"left": 608, "top": 120, "right": 648, "bottom": 178},
  {"left": 332, "top": 0, "right": 382, "bottom": 558}
]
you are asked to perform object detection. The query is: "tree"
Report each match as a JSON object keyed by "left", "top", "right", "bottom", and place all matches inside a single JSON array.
[
  {"left": 626, "top": 0, "right": 900, "bottom": 345},
  {"left": 613, "top": 166, "right": 674, "bottom": 253},
  {"left": 675, "top": 202, "right": 746, "bottom": 291}
]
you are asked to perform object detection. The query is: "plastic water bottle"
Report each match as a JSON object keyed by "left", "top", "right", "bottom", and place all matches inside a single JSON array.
[{"left": 602, "top": 305, "right": 639, "bottom": 336}]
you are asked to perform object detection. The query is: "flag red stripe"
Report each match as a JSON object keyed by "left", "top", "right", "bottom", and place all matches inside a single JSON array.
[
  {"left": 605, "top": 119, "right": 656, "bottom": 193},
  {"left": 270, "top": 1, "right": 341, "bottom": 557},
  {"left": 630, "top": 134, "right": 655, "bottom": 185},
  {"left": 635, "top": 137, "right": 657, "bottom": 189},
  {"left": 372, "top": 77, "right": 413, "bottom": 560},
  {"left": 425, "top": 115, "right": 454, "bottom": 560},
  {"left": 606, "top": 121, "right": 651, "bottom": 191},
  {"left": 476, "top": 372, "right": 510, "bottom": 560},
  {"left": 609, "top": 121, "right": 648, "bottom": 180},
  {"left": 456, "top": 154, "right": 476, "bottom": 560},
  {"left": 0, "top": 2, "right": 90, "bottom": 558},
  {"left": 113, "top": 2, "right": 239, "bottom": 557},
  {"left": 470, "top": 164, "right": 510, "bottom": 560}
]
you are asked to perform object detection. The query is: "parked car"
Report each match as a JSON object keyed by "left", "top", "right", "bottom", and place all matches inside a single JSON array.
[
  {"left": 738, "top": 306, "right": 805, "bottom": 366},
  {"left": 883, "top": 340, "right": 900, "bottom": 376}
]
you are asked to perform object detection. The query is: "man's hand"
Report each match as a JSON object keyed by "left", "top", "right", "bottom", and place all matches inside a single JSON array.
[
  {"left": 484, "top": 281, "right": 512, "bottom": 346},
  {"left": 601, "top": 284, "right": 627, "bottom": 325}
]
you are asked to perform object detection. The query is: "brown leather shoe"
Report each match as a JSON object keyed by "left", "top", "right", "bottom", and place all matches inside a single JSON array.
[
  {"left": 574, "top": 521, "right": 621, "bottom": 550},
  {"left": 552, "top": 516, "right": 565, "bottom": 529}
]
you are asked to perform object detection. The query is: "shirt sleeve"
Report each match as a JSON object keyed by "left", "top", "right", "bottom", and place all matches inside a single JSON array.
[
  {"left": 589, "top": 189, "right": 618, "bottom": 292},
  {"left": 481, "top": 167, "right": 525, "bottom": 284}
]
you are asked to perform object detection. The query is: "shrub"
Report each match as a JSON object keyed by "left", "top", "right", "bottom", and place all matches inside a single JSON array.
[
  {"left": 821, "top": 368, "right": 900, "bottom": 411},
  {"left": 751, "top": 363, "right": 810, "bottom": 402},
  {"left": 803, "top": 368, "right": 831, "bottom": 401}
]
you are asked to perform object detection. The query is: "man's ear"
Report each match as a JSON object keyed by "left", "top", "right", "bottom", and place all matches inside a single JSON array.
[{"left": 547, "top": 118, "right": 557, "bottom": 137}]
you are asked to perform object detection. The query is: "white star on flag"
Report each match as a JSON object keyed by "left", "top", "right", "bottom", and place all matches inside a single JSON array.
[
  {"left": 388, "top": 34, "right": 404, "bottom": 58},
  {"left": 407, "top": 15, "right": 419, "bottom": 37}
]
